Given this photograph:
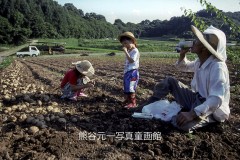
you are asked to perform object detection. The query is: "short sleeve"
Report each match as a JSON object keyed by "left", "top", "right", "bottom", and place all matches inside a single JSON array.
[{"left": 130, "top": 49, "right": 139, "bottom": 62}]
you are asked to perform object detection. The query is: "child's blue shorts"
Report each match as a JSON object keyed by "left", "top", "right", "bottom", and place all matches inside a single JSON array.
[{"left": 124, "top": 69, "right": 139, "bottom": 93}]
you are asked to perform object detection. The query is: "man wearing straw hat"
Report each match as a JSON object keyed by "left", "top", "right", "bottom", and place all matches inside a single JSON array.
[
  {"left": 60, "top": 60, "right": 95, "bottom": 101},
  {"left": 134, "top": 25, "right": 230, "bottom": 132}
]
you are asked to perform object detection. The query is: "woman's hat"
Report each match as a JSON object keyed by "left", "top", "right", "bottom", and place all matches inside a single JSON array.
[
  {"left": 118, "top": 32, "right": 136, "bottom": 44},
  {"left": 191, "top": 25, "right": 227, "bottom": 61},
  {"left": 72, "top": 60, "right": 95, "bottom": 77}
]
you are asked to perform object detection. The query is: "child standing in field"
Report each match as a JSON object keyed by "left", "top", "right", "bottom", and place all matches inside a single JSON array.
[
  {"left": 60, "top": 60, "right": 95, "bottom": 101},
  {"left": 119, "top": 32, "right": 140, "bottom": 109}
]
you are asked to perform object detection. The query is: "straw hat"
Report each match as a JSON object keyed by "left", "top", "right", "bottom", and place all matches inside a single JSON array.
[
  {"left": 191, "top": 25, "right": 227, "bottom": 61},
  {"left": 72, "top": 60, "right": 95, "bottom": 77},
  {"left": 118, "top": 32, "right": 136, "bottom": 44}
]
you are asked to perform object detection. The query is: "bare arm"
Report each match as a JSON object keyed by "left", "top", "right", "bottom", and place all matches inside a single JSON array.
[
  {"left": 70, "top": 81, "right": 94, "bottom": 91},
  {"left": 123, "top": 47, "right": 135, "bottom": 63},
  {"left": 176, "top": 110, "right": 198, "bottom": 127},
  {"left": 175, "top": 48, "right": 195, "bottom": 72},
  {"left": 178, "top": 48, "right": 189, "bottom": 62}
]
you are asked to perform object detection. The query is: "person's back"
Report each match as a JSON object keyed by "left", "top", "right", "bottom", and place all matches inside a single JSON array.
[{"left": 60, "top": 69, "right": 77, "bottom": 89}]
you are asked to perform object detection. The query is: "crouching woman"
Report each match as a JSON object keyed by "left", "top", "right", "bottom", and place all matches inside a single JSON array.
[{"left": 60, "top": 60, "right": 95, "bottom": 101}]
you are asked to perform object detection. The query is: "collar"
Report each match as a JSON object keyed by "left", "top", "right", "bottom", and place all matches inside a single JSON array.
[
  {"left": 128, "top": 47, "right": 137, "bottom": 53},
  {"left": 198, "top": 55, "right": 215, "bottom": 69}
]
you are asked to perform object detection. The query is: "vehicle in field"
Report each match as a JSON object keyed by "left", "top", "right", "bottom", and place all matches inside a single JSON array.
[
  {"left": 36, "top": 42, "right": 65, "bottom": 54},
  {"left": 16, "top": 46, "right": 40, "bottom": 57}
]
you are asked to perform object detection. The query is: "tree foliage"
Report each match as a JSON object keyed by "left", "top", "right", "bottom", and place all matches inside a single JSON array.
[
  {"left": 0, "top": 0, "right": 119, "bottom": 44},
  {"left": 0, "top": 0, "right": 239, "bottom": 45},
  {"left": 183, "top": 0, "right": 240, "bottom": 39}
]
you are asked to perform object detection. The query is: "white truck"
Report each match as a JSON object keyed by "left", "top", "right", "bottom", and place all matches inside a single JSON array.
[{"left": 16, "top": 46, "right": 40, "bottom": 57}]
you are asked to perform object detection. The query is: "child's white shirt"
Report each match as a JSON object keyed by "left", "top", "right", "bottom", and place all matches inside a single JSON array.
[{"left": 124, "top": 48, "right": 140, "bottom": 73}]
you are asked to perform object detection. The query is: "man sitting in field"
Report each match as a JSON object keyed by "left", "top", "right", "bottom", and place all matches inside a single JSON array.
[{"left": 134, "top": 25, "right": 230, "bottom": 132}]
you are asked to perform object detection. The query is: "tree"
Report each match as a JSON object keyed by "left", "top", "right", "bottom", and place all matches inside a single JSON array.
[
  {"left": 12, "top": 28, "right": 31, "bottom": 45},
  {"left": 0, "top": 16, "right": 13, "bottom": 44},
  {"left": 84, "top": 12, "right": 106, "bottom": 21},
  {"left": 0, "top": 0, "right": 239, "bottom": 45},
  {"left": 183, "top": 0, "right": 240, "bottom": 39},
  {"left": 64, "top": 3, "right": 79, "bottom": 15}
]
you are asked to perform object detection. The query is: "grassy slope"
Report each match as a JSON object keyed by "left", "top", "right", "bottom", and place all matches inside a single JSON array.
[{"left": 38, "top": 38, "right": 179, "bottom": 53}]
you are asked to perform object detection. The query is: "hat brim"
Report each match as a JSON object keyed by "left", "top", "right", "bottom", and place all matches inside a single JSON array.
[
  {"left": 76, "top": 66, "right": 94, "bottom": 77},
  {"left": 191, "top": 25, "right": 224, "bottom": 61},
  {"left": 118, "top": 34, "right": 136, "bottom": 44},
  {"left": 72, "top": 61, "right": 95, "bottom": 77}
]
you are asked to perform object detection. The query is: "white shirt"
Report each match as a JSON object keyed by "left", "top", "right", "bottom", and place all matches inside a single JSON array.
[
  {"left": 176, "top": 55, "right": 230, "bottom": 122},
  {"left": 124, "top": 48, "right": 140, "bottom": 73}
]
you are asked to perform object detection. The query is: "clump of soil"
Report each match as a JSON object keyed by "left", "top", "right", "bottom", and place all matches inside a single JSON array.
[{"left": 107, "top": 52, "right": 116, "bottom": 56}]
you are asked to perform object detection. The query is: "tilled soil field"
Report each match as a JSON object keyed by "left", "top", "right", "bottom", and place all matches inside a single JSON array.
[{"left": 0, "top": 55, "right": 239, "bottom": 160}]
